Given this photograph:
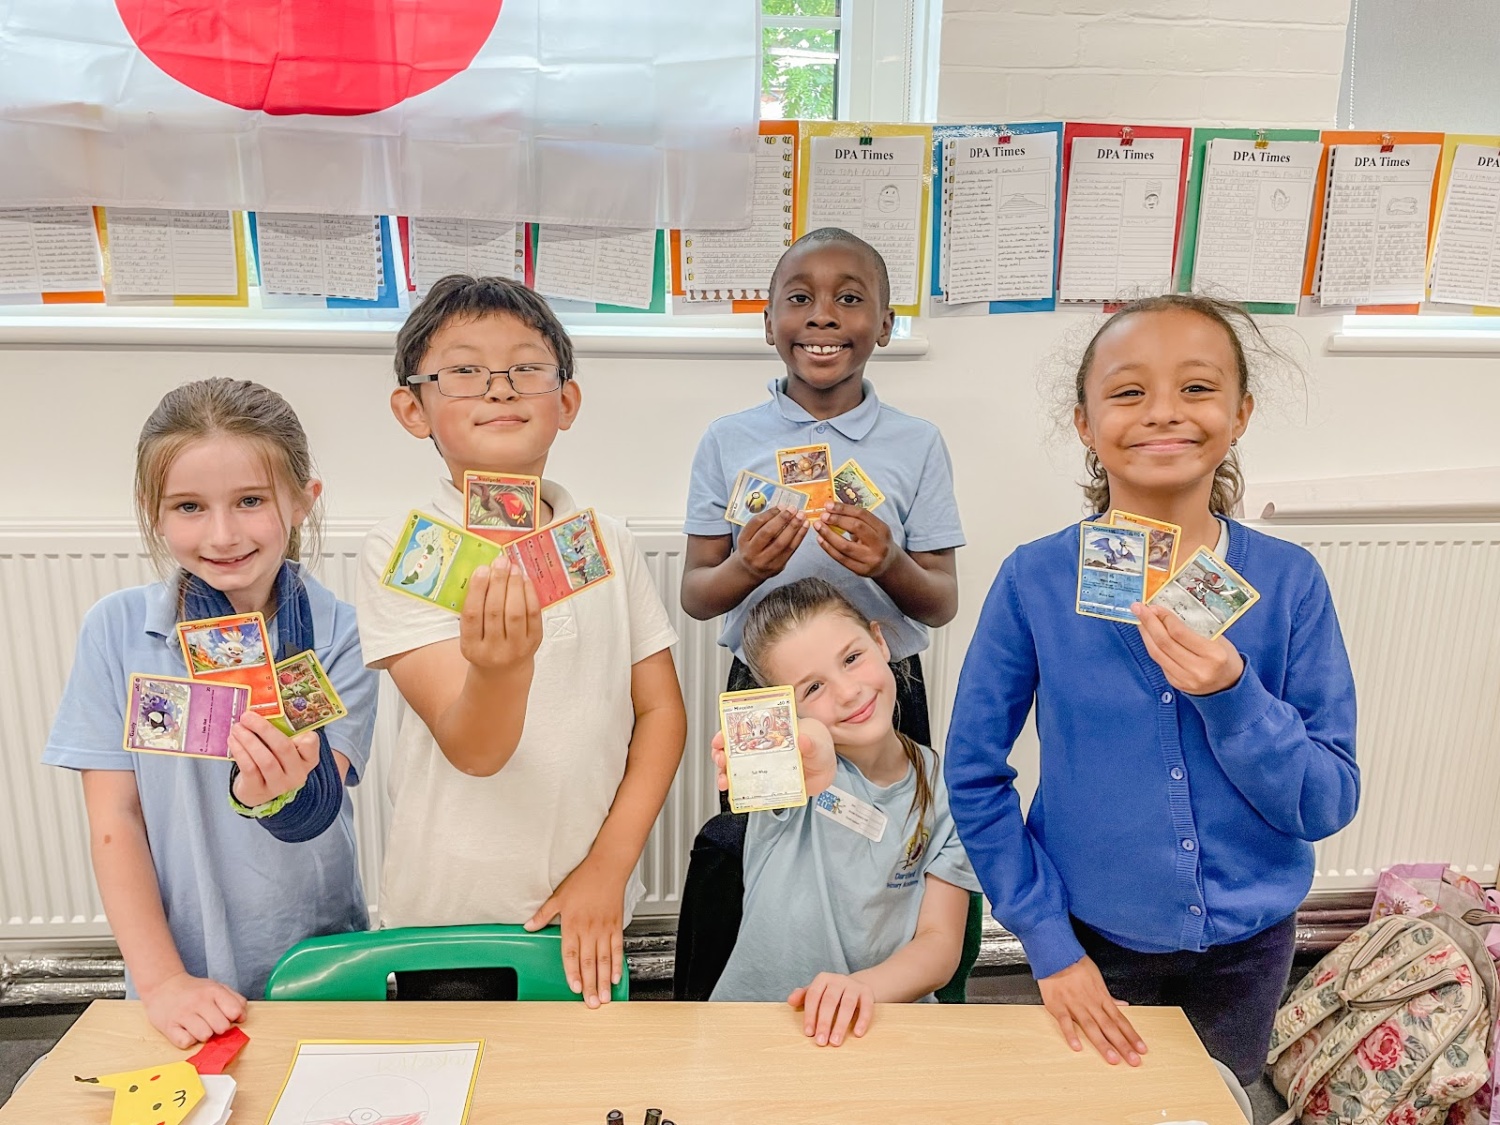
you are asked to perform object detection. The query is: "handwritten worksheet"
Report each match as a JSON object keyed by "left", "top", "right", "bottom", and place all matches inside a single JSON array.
[
  {"left": 1317, "top": 144, "right": 1440, "bottom": 306},
  {"left": 533, "top": 225, "right": 657, "bottom": 309},
  {"left": 941, "top": 132, "right": 1058, "bottom": 304},
  {"left": 1058, "top": 136, "right": 1183, "bottom": 302},
  {"left": 410, "top": 217, "right": 524, "bottom": 296},
  {"left": 255, "top": 213, "right": 381, "bottom": 300},
  {"left": 0, "top": 206, "right": 101, "bottom": 294},
  {"left": 105, "top": 208, "right": 240, "bottom": 297},
  {"left": 1192, "top": 138, "right": 1322, "bottom": 304},
  {"left": 805, "top": 134, "right": 926, "bottom": 308},
  {"left": 1429, "top": 143, "right": 1500, "bottom": 308},
  {"left": 682, "top": 129, "right": 794, "bottom": 300}
]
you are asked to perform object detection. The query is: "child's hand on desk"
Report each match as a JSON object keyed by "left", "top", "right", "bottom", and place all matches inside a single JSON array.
[
  {"left": 459, "top": 559, "right": 543, "bottom": 673},
  {"left": 228, "top": 712, "right": 321, "bottom": 807},
  {"left": 789, "top": 972, "right": 875, "bottom": 1047},
  {"left": 1131, "top": 603, "right": 1245, "bottom": 697},
  {"left": 735, "top": 507, "right": 808, "bottom": 581},
  {"left": 1038, "top": 956, "right": 1147, "bottom": 1066},
  {"left": 710, "top": 716, "right": 836, "bottom": 798},
  {"left": 811, "top": 504, "right": 895, "bottom": 578},
  {"left": 141, "top": 971, "right": 245, "bottom": 1049},
  {"left": 523, "top": 857, "right": 625, "bottom": 1009}
]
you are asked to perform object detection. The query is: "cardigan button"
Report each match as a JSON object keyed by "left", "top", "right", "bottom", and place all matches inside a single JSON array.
[
  {"left": 1189, "top": 905, "right": 1203, "bottom": 916},
  {"left": 1171, "top": 767, "right": 1185, "bottom": 781},
  {"left": 1161, "top": 691, "right": 1174, "bottom": 704},
  {"left": 1182, "top": 839, "right": 1196, "bottom": 852}
]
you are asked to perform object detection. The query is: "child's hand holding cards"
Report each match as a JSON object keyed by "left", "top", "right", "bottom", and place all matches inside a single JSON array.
[
  {"left": 718, "top": 686, "right": 807, "bottom": 814},
  {"left": 1147, "top": 546, "right": 1260, "bottom": 639}
]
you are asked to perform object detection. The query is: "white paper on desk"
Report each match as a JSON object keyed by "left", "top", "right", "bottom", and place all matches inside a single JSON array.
[
  {"left": 1316, "top": 144, "right": 1440, "bottom": 306},
  {"left": 257, "top": 214, "right": 380, "bottom": 300},
  {"left": 1192, "top": 139, "right": 1322, "bottom": 304},
  {"left": 1429, "top": 144, "right": 1500, "bottom": 307},
  {"left": 411, "top": 218, "right": 525, "bottom": 296},
  {"left": 1058, "top": 136, "right": 1183, "bottom": 303},
  {"left": 266, "top": 1041, "right": 481, "bottom": 1125},
  {"left": 181, "top": 1074, "right": 235, "bottom": 1125},
  {"left": 806, "top": 134, "right": 925, "bottom": 307},
  {"left": 533, "top": 225, "right": 657, "bottom": 309},
  {"left": 941, "top": 133, "right": 1058, "bottom": 304},
  {"left": 684, "top": 131, "right": 793, "bottom": 297},
  {"left": 105, "top": 208, "right": 239, "bottom": 297},
  {"left": 0, "top": 206, "right": 101, "bottom": 294}
]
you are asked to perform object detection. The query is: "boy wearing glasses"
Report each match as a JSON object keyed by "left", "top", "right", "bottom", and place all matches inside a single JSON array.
[{"left": 355, "top": 275, "right": 687, "bottom": 1006}]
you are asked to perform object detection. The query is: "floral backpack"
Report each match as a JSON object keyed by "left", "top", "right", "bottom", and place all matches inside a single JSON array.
[{"left": 1267, "top": 870, "right": 1500, "bottom": 1125}]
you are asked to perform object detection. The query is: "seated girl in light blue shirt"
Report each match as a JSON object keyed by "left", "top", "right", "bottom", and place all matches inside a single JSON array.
[
  {"left": 708, "top": 577, "right": 979, "bottom": 1046},
  {"left": 43, "top": 378, "right": 377, "bottom": 1048}
]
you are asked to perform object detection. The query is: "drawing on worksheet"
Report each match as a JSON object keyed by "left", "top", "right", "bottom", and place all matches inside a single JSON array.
[{"left": 266, "top": 1041, "right": 483, "bottom": 1125}]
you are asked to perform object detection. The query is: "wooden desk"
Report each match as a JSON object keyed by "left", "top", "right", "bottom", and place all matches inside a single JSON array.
[{"left": 3, "top": 1001, "right": 1245, "bottom": 1124}]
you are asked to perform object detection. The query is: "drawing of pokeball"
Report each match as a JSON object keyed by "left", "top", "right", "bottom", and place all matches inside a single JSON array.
[{"left": 305, "top": 1075, "right": 429, "bottom": 1125}]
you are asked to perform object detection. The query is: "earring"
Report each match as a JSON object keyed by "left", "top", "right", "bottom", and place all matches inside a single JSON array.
[{"left": 1231, "top": 438, "right": 1238, "bottom": 446}]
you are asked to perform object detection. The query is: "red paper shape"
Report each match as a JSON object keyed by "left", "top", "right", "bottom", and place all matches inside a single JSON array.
[
  {"left": 186, "top": 1027, "right": 249, "bottom": 1075},
  {"left": 113, "top": 1, "right": 504, "bottom": 116}
]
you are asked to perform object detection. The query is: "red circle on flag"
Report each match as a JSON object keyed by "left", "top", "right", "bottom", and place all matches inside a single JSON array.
[{"left": 114, "top": 1, "right": 504, "bottom": 116}]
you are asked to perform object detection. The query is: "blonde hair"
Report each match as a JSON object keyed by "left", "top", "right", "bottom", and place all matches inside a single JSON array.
[
  {"left": 135, "top": 378, "right": 322, "bottom": 574},
  {"left": 1074, "top": 294, "right": 1274, "bottom": 516},
  {"left": 742, "top": 577, "right": 933, "bottom": 836}
]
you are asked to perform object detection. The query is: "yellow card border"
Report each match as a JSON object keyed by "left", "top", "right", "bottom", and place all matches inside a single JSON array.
[
  {"left": 1428, "top": 135, "right": 1500, "bottom": 315},
  {"left": 268, "top": 649, "right": 348, "bottom": 737},
  {"left": 175, "top": 610, "right": 284, "bottom": 720},
  {"left": 775, "top": 443, "right": 834, "bottom": 486},
  {"left": 1146, "top": 545, "right": 1261, "bottom": 639},
  {"left": 1109, "top": 508, "right": 1181, "bottom": 578},
  {"left": 122, "top": 672, "right": 251, "bottom": 758},
  {"left": 720, "top": 684, "right": 808, "bottom": 814},
  {"left": 378, "top": 509, "right": 488, "bottom": 614},
  {"left": 725, "top": 467, "right": 810, "bottom": 527},
  {"left": 795, "top": 122, "right": 935, "bottom": 316},
  {"left": 832, "top": 457, "right": 886, "bottom": 512},
  {"left": 265, "top": 1039, "right": 485, "bottom": 1125},
  {"left": 1075, "top": 520, "right": 1149, "bottom": 624}
]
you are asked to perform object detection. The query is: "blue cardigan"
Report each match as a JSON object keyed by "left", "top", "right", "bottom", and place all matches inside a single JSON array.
[{"left": 944, "top": 518, "right": 1359, "bottom": 981}]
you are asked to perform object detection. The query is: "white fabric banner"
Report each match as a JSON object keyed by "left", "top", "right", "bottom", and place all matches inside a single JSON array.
[{"left": 0, "top": 0, "right": 760, "bottom": 229}]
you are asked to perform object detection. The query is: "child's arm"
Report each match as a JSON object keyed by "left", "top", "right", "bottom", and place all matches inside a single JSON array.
[
  {"left": 789, "top": 874, "right": 969, "bottom": 1046},
  {"left": 1134, "top": 570, "right": 1359, "bottom": 841},
  {"left": 382, "top": 560, "right": 542, "bottom": 777},
  {"left": 81, "top": 770, "right": 245, "bottom": 1048},
  {"left": 524, "top": 646, "right": 687, "bottom": 1007},
  {"left": 946, "top": 560, "right": 1146, "bottom": 1067},
  {"left": 810, "top": 505, "right": 958, "bottom": 626},
  {"left": 680, "top": 508, "right": 808, "bottom": 620}
]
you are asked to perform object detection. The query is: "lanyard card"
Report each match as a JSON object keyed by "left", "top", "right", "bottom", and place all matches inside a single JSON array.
[{"left": 720, "top": 685, "right": 807, "bottom": 814}]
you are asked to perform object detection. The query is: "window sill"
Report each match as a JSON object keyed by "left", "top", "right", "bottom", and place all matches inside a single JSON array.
[
  {"left": 0, "top": 313, "right": 930, "bottom": 358},
  {"left": 1329, "top": 316, "right": 1500, "bottom": 355}
]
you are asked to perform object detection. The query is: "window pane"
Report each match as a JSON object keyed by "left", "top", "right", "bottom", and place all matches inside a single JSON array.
[
  {"left": 761, "top": 25, "right": 839, "bottom": 120},
  {"left": 762, "top": 0, "right": 840, "bottom": 15}
]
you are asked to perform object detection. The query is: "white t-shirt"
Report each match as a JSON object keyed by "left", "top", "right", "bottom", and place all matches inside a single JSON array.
[{"left": 355, "top": 478, "right": 678, "bottom": 929}]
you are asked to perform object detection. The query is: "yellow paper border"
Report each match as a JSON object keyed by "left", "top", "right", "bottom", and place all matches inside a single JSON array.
[
  {"left": 265, "top": 1040, "right": 486, "bottom": 1125},
  {"left": 795, "top": 122, "right": 934, "bottom": 317},
  {"left": 720, "top": 684, "right": 807, "bottom": 814},
  {"left": 95, "top": 207, "right": 250, "bottom": 306},
  {"left": 1428, "top": 134, "right": 1500, "bottom": 316}
]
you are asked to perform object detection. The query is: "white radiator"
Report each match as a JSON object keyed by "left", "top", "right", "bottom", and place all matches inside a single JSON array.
[
  {"left": 0, "top": 518, "right": 733, "bottom": 949},
  {"left": 1255, "top": 520, "right": 1500, "bottom": 890}
]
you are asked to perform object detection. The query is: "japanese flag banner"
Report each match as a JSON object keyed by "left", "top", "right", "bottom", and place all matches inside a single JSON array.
[{"left": 0, "top": 0, "right": 759, "bottom": 229}]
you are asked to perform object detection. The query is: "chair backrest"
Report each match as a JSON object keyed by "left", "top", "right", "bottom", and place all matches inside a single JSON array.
[
  {"left": 934, "top": 893, "right": 985, "bottom": 1004},
  {"left": 264, "top": 924, "right": 630, "bottom": 1002}
]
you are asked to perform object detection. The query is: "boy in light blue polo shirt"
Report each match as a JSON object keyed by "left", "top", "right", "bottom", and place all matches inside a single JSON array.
[
  {"left": 681, "top": 228, "right": 964, "bottom": 744},
  {"left": 673, "top": 229, "right": 964, "bottom": 1000}
]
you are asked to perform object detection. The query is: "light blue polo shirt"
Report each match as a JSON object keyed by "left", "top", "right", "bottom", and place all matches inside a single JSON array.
[
  {"left": 711, "top": 746, "right": 980, "bottom": 1002},
  {"left": 685, "top": 379, "right": 965, "bottom": 663},
  {"left": 43, "top": 565, "right": 377, "bottom": 1001}
]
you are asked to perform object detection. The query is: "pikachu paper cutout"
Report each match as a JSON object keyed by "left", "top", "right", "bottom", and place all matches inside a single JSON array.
[{"left": 76, "top": 1060, "right": 205, "bottom": 1125}]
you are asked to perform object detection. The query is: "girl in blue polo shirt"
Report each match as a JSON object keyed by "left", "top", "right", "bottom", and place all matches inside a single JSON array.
[
  {"left": 43, "top": 378, "right": 377, "bottom": 1048},
  {"left": 945, "top": 295, "right": 1358, "bottom": 1088}
]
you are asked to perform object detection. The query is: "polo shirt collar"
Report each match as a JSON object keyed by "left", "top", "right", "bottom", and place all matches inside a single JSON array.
[
  {"left": 767, "top": 377, "right": 881, "bottom": 441},
  {"left": 143, "top": 561, "right": 335, "bottom": 644}
]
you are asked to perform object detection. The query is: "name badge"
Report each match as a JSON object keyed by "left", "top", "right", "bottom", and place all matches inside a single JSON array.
[{"left": 813, "top": 785, "right": 888, "bottom": 843}]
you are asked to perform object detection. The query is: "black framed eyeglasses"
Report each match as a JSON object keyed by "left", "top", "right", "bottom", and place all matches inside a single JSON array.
[{"left": 406, "top": 363, "right": 566, "bottom": 398}]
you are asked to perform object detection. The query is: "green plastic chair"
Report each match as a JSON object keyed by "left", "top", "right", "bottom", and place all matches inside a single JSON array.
[
  {"left": 264, "top": 924, "right": 630, "bottom": 1003},
  {"left": 934, "top": 893, "right": 985, "bottom": 1004}
]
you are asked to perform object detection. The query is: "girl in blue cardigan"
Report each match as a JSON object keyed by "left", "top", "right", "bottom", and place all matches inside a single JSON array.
[{"left": 945, "top": 295, "right": 1359, "bottom": 1088}]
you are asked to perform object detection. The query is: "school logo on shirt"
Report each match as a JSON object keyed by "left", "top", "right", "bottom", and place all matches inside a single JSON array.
[{"left": 886, "top": 826, "right": 930, "bottom": 890}]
